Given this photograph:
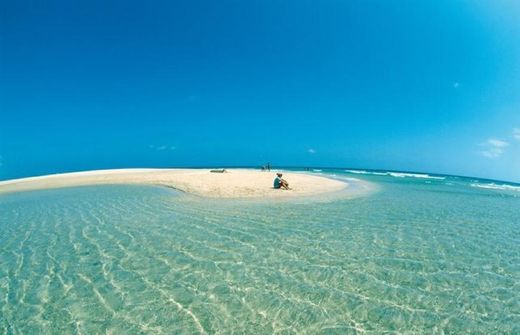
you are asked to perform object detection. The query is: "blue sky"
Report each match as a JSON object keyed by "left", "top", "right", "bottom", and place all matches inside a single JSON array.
[{"left": 1, "top": 0, "right": 520, "bottom": 182}]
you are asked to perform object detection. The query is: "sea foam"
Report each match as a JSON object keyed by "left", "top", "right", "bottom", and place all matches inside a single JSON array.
[
  {"left": 470, "top": 183, "right": 520, "bottom": 192},
  {"left": 345, "top": 170, "right": 445, "bottom": 180}
]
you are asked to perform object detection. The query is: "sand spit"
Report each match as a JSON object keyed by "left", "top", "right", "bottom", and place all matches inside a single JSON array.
[{"left": 0, "top": 169, "right": 350, "bottom": 199}]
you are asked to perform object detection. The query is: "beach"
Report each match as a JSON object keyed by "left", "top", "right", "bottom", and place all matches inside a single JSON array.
[{"left": 0, "top": 168, "right": 348, "bottom": 198}]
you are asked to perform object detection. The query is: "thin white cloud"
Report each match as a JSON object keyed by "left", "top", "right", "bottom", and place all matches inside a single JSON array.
[
  {"left": 513, "top": 128, "right": 520, "bottom": 141},
  {"left": 481, "top": 138, "right": 509, "bottom": 158},
  {"left": 308, "top": 148, "right": 316, "bottom": 154},
  {"left": 150, "top": 144, "right": 176, "bottom": 151},
  {"left": 487, "top": 139, "right": 508, "bottom": 148}
]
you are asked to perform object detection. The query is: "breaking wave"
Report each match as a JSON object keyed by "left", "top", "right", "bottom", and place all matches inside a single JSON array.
[
  {"left": 470, "top": 183, "right": 520, "bottom": 192},
  {"left": 345, "top": 170, "right": 445, "bottom": 180}
]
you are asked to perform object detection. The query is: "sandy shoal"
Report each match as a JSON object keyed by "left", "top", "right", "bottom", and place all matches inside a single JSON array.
[{"left": 0, "top": 169, "right": 348, "bottom": 198}]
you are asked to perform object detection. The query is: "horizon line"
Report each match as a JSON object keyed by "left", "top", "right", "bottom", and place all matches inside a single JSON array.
[{"left": 1, "top": 165, "right": 519, "bottom": 186}]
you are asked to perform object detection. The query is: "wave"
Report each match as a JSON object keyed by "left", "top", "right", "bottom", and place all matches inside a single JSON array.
[
  {"left": 345, "top": 170, "right": 445, "bottom": 180},
  {"left": 470, "top": 183, "right": 520, "bottom": 192},
  {"left": 345, "top": 170, "right": 387, "bottom": 176},
  {"left": 388, "top": 172, "right": 445, "bottom": 180}
]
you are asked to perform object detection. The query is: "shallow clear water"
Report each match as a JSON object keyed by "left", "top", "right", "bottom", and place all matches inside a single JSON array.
[{"left": 1, "top": 171, "right": 519, "bottom": 334}]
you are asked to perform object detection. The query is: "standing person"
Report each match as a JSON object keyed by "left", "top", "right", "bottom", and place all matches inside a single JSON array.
[
  {"left": 267, "top": 163, "right": 271, "bottom": 171},
  {"left": 273, "top": 173, "right": 290, "bottom": 190}
]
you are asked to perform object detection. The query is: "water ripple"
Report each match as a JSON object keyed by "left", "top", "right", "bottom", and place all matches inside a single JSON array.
[{"left": 0, "top": 184, "right": 518, "bottom": 333}]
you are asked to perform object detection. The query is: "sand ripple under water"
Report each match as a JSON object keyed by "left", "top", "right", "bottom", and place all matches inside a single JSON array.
[{"left": 0, "top": 174, "right": 519, "bottom": 334}]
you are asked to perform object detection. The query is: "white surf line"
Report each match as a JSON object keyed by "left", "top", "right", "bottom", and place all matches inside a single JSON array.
[
  {"left": 470, "top": 183, "right": 520, "bottom": 191},
  {"left": 345, "top": 169, "right": 446, "bottom": 180}
]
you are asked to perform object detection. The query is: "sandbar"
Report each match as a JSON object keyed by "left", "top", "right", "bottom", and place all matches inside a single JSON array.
[{"left": 0, "top": 169, "right": 350, "bottom": 199}]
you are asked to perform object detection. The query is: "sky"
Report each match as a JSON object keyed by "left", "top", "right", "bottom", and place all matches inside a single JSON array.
[{"left": 1, "top": 0, "right": 520, "bottom": 182}]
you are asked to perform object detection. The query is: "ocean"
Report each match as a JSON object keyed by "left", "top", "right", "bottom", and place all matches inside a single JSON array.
[{"left": 1, "top": 169, "right": 518, "bottom": 334}]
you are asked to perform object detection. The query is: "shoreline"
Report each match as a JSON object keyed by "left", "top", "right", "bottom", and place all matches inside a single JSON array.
[{"left": 0, "top": 168, "right": 353, "bottom": 199}]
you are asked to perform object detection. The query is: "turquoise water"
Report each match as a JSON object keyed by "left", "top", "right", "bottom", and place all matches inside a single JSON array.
[{"left": 1, "top": 171, "right": 519, "bottom": 334}]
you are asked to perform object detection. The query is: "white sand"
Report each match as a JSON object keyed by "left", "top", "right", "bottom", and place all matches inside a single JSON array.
[{"left": 0, "top": 169, "right": 348, "bottom": 198}]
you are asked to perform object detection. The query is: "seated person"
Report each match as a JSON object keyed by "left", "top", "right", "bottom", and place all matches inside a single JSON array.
[{"left": 273, "top": 173, "right": 290, "bottom": 190}]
